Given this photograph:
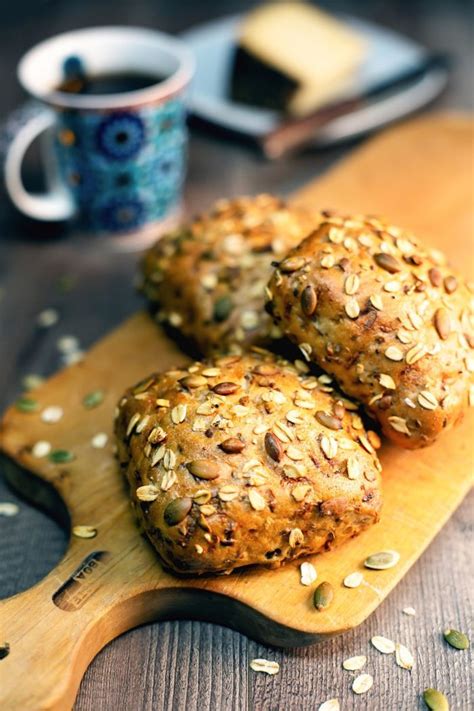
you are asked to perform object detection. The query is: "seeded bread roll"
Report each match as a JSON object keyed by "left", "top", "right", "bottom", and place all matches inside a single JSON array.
[
  {"left": 115, "top": 351, "right": 382, "bottom": 575},
  {"left": 140, "top": 194, "right": 318, "bottom": 355},
  {"left": 266, "top": 215, "right": 474, "bottom": 449}
]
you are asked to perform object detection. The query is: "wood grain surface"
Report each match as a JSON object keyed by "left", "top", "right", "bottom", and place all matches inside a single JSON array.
[
  {"left": 1, "top": 114, "right": 473, "bottom": 710},
  {"left": 1, "top": 3, "right": 473, "bottom": 710}
]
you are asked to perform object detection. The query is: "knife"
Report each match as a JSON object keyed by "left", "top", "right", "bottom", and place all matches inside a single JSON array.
[{"left": 260, "top": 53, "right": 451, "bottom": 159}]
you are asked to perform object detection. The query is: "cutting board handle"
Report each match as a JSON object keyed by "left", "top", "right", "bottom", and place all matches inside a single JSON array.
[{"left": 0, "top": 559, "right": 129, "bottom": 710}]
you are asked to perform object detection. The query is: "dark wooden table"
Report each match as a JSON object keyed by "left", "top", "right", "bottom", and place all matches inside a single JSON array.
[{"left": 0, "top": 1, "right": 472, "bottom": 709}]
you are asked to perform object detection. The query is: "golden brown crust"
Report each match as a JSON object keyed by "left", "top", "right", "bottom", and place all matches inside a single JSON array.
[
  {"left": 140, "top": 194, "right": 318, "bottom": 355},
  {"left": 115, "top": 351, "right": 382, "bottom": 575},
  {"left": 267, "top": 215, "right": 474, "bottom": 449}
]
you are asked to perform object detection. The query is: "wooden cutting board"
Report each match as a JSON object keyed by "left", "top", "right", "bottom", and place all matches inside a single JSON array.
[{"left": 1, "top": 114, "right": 473, "bottom": 711}]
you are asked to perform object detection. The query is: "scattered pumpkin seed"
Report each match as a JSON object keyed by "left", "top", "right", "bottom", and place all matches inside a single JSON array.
[
  {"left": 313, "top": 581, "right": 334, "bottom": 611},
  {"left": 15, "top": 397, "right": 39, "bottom": 413},
  {"left": 188, "top": 459, "right": 228, "bottom": 480},
  {"left": 344, "top": 572, "right": 363, "bottom": 588},
  {"left": 301, "top": 285, "right": 318, "bottom": 316},
  {"left": 402, "top": 607, "right": 416, "bottom": 616},
  {"left": 300, "top": 562, "right": 317, "bottom": 586},
  {"left": 395, "top": 642, "right": 414, "bottom": 670},
  {"left": 57, "top": 274, "right": 77, "bottom": 293},
  {"left": 316, "top": 411, "right": 342, "bottom": 430},
  {"left": 371, "top": 635, "right": 395, "bottom": 654},
  {"left": 219, "top": 437, "right": 245, "bottom": 454},
  {"left": 318, "top": 700, "right": 340, "bottom": 711},
  {"left": 249, "top": 659, "right": 280, "bottom": 675},
  {"left": 72, "top": 525, "right": 97, "bottom": 539},
  {"left": 212, "top": 381, "right": 239, "bottom": 396},
  {"left": 342, "top": 655, "right": 366, "bottom": 671},
  {"left": 434, "top": 308, "right": 452, "bottom": 340},
  {"left": 265, "top": 431, "right": 283, "bottom": 462},
  {"left": 364, "top": 550, "right": 400, "bottom": 570},
  {"left": 213, "top": 296, "right": 233, "bottom": 322},
  {"left": 352, "top": 673, "right": 373, "bottom": 695},
  {"left": 49, "top": 449, "right": 75, "bottom": 463},
  {"left": 83, "top": 390, "right": 105, "bottom": 409},
  {"left": 423, "top": 688, "right": 449, "bottom": 711},
  {"left": 443, "top": 628, "right": 469, "bottom": 650},
  {"left": 374, "top": 252, "right": 401, "bottom": 273},
  {"left": 280, "top": 256, "right": 306, "bottom": 273},
  {"left": 0, "top": 503, "right": 19, "bottom": 517},
  {"left": 444, "top": 275, "right": 457, "bottom": 294},
  {"left": 164, "top": 497, "right": 192, "bottom": 525}
]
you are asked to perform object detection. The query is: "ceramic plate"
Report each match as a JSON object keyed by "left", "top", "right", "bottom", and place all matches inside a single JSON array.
[{"left": 181, "top": 14, "right": 448, "bottom": 146}]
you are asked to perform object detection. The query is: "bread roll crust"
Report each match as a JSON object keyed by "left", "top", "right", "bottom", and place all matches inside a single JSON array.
[
  {"left": 141, "top": 194, "right": 318, "bottom": 355},
  {"left": 267, "top": 215, "right": 474, "bottom": 448},
  {"left": 115, "top": 351, "right": 382, "bottom": 575}
]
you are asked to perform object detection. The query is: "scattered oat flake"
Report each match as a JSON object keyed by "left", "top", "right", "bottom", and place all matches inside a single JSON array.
[
  {"left": 37, "top": 308, "right": 59, "bottom": 327},
  {"left": 249, "top": 659, "right": 279, "bottom": 675},
  {"left": 352, "top": 673, "right": 373, "bottom": 695},
  {"left": 91, "top": 433, "right": 108, "bottom": 449},
  {"left": 300, "top": 561, "right": 317, "bottom": 586},
  {"left": 62, "top": 350, "right": 84, "bottom": 366},
  {"left": 402, "top": 606, "right": 416, "bottom": 616},
  {"left": 0, "top": 502, "right": 19, "bottom": 517},
  {"left": 57, "top": 335, "right": 80, "bottom": 353},
  {"left": 395, "top": 643, "right": 414, "bottom": 670},
  {"left": 32, "top": 440, "right": 52, "bottom": 458},
  {"left": 344, "top": 571, "right": 364, "bottom": 588},
  {"left": 318, "top": 700, "right": 340, "bottom": 711},
  {"left": 22, "top": 374, "right": 45, "bottom": 391},
  {"left": 342, "top": 655, "right": 366, "bottom": 671},
  {"left": 83, "top": 390, "right": 105, "bottom": 409},
  {"left": 371, "top": 635, "right": 395, "bottom": 654},
  {"left": 41, "top": 406, "right": 63, "bottom": 424},
  {"left": 72, "top": 525, "right": 97, "bottom": 539}
]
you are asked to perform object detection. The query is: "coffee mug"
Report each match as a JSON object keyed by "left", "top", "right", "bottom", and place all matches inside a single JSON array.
[{"left": 4, "top": 27, "right": 194, "bottom": 238}]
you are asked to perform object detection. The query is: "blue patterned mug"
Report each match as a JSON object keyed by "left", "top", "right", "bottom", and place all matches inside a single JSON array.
[{"left": 4, "top": 27, "right": 194, "bottom": 241}]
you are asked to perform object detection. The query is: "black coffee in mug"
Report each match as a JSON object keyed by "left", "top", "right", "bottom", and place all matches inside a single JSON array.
[{"left": 57, "top": 71, "right": 163, "bottom": 95}]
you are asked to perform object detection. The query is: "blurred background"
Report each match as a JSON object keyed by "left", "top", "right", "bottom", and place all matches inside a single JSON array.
[{"left": 0, "top": 0, "right": 472, "bottom": 233}]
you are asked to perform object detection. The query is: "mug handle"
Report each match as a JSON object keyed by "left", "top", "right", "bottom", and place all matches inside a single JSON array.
[{"left": 3, "top": 102, "right": 76, "bottom": 221}]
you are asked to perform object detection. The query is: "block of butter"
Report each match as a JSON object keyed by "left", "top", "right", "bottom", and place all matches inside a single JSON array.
[{"left": 230, "top": 2, "right": 366, "bottom": 116}]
